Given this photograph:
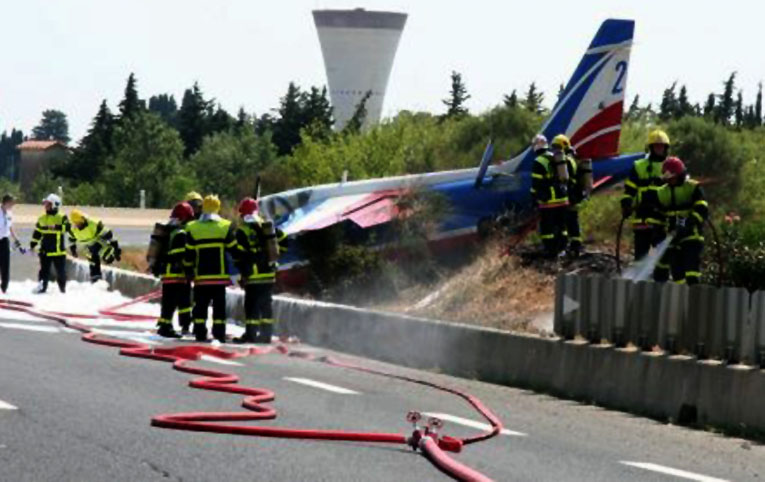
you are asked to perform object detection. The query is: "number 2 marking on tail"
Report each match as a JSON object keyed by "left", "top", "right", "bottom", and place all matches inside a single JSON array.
[{"left": 612, "top": 61, "right": 627, "bottom": 94}]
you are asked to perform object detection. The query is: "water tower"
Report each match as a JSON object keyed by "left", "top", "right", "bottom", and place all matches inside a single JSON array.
[{"left": 312, "top": 8, "right": 407, "bottom": 130}]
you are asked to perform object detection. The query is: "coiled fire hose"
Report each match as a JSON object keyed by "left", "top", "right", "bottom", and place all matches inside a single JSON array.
[{"left": 0, "top": 291, "right": 501, "bottom": 481}]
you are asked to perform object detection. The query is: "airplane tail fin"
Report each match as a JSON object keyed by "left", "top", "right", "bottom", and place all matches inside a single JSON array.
[{"left": 513, "top": 19, "right": 635, "bottom": 172}]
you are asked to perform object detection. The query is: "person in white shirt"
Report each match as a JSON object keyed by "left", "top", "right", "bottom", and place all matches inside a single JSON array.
[{"left": 0, "top": 194, "right": 23, "bottom": 293}]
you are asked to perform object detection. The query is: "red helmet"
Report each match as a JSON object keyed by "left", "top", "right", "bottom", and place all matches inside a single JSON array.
[
  {"left": 238, "top": 197, "right": 258, "bottom": 216},
  {"left": 662, "top": 156, "right": 686, "bottom": 179},
  {"left": 170, "top": 202, "right": 194, "bottom": 222}
]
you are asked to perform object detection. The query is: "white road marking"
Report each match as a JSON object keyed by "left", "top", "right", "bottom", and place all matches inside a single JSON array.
[
  {"left": 0, "top": 400, "right": 18, "bottom": 410},
  {"left": 284, "top": 377, "right": 360, "bottom": 395},
  {"left": 199, "top": 355, "right": 244, "bottom": 366},
  {"left": 0, "top": 322, "right": 59, "bottom": 333},
  {"left": 621, "top": 462, "right": 729, "bottom": 482},
  {"left": 423, "top": 412, "right": 527, "bottom": 437}
]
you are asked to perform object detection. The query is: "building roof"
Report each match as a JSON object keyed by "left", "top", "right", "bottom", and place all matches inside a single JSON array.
[{"left": 17, "top": 140, "right": 68, "bottom": 151}]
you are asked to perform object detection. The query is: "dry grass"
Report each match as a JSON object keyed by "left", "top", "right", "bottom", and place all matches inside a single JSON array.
[
  {"left": 374, "top": 240, "right": 555, "bottom": 334},
  {"left": 115, "top": 246, "right": 149, "bottom": 273}
]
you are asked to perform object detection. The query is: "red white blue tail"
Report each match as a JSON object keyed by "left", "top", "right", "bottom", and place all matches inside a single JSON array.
[{"left": 512, "top": 19, "right": 634, "bottom": 172}]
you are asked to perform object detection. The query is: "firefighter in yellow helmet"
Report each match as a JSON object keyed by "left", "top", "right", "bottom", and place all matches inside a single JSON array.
[
  {"left": 621, "top": 130, "right": 670, "bottom": 260},
  {"left": 68, "top": 209, "right": 121, "bottom": 283},
  {"left": 530, "top": 134, "right": 569, "bottom": 257},
  {"left": 184, "top": 195, "right": 238, "bottom": 342},
  {"left": 553, "top": 134, "right": 590, "bottom": 257},
  {"left": 184, "top": 191, "right": 203, "bottom": 220}
]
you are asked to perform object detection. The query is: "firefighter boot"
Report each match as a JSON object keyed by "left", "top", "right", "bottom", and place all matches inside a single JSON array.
[
  {"left": 157, "top": 322, "right": 181, "bottom": 339},
  {"left": 256, "top": 323, "right": 273, "bottom": 344},
  {"left": 194, "top": 321, "right": 208, "bottom": 342},
  {"left": 234, "top": 322, "right": 259, "bottom": 344},
  {"left": 212, "top": 321, "right": 226, "bottom": 343}
]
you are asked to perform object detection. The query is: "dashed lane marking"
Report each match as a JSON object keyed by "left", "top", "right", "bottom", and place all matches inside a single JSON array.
[
  {"left": 284, "top": 377, "right": 360, "bottom": 395},
  {"left": 199, "top": 355, "right": 244, "bottom": 366},
  {"left": 0, "top": 400, "right": 18, "bottom": 410},
  {"left": 423, "top": 412, "right": 527, "bottom": 437},
  {"left": 0, "top": 322, "right": 59, "bottom": 333},
  {"left": 620, "top": 461, "right": 729, "bottom": 482}
]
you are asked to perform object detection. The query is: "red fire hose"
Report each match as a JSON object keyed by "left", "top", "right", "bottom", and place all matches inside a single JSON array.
[{"left": 0, "top": 292, "right": 502, "bottom": 481}]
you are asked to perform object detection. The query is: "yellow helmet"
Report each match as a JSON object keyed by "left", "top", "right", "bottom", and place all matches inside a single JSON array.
[
  {"left": 70, "top": 209, "right": 85, "bottom": 225},
  {"left": 185, "top": 191, "right": 203, "bottom": 202},
  {"left": 551, "top": 134, "right": 571, "bottom": 150},
  {"left": 202, "top": 194, "right": 221, "bottom": 214},
  {"left": 646, "top": 129, "right": 670, "bottom": 146}
]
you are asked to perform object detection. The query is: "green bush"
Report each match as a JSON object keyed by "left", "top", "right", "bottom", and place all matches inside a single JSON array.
[{"left": 704, "top": 218, "right": 765, "bottom": 290}]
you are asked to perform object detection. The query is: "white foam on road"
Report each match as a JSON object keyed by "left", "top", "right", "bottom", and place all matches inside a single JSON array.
[
  {"left": 0, "top": 322, "right": 59, "bottom": 333},
  {"left": 284, "top": 377, "right": 360, "bottom": 395},
  {"left": 423, "top": 412, "right": 527, "bottom": 437},
  {"left": 0, "top": 399, "right": 18, "bottom": 410},
  {"left": 0, "top": 280, "right": 159, "bottom": 330},
  {"left": 621, "top": 461, "right": 729, "bottom": 482}
]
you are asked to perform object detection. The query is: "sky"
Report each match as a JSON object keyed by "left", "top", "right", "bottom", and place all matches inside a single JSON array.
[{"left": 1, "top": 0, "right": 763, "bottom": 142}]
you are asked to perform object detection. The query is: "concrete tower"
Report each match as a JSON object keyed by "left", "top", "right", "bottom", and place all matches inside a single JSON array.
[{"left": 313, "top": 8, "right": 407, "bottom": 130}]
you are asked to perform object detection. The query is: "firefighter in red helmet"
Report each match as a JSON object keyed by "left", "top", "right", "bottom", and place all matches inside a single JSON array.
[
  {"left": 155, "top": 202, "right": 195, "bottom": 338},
  {"left": 650, "top": 157, "right": 709, "bottom": 285},
  {"left": 233, "top": 197, "right": 288, "bottom": 344}
]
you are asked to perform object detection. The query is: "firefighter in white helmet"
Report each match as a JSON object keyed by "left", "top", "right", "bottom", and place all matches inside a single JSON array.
[{"left": 30, "top": 194, "right": 69, "bottom": 293}]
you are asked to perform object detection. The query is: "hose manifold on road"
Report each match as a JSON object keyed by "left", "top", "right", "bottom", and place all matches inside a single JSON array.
[{"left": 0, "top": 290, "right": 502, "bottom": 482}]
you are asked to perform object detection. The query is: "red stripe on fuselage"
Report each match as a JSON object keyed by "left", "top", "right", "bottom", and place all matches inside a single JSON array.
[{"left": 570, "top": 101, "right": 623, "bottom": 149}]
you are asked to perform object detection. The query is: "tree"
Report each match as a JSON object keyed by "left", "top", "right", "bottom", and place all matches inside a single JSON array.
[
  {"left": 190, "top": 128, "right": 278, "bottom": 200},
  {"left": 557, "top": 83, "right": 565, "bottom": 101},
  {"left": 735, "top": 90, "right": 744, "bottom": 127},
  {"left": 625, "top": 94, "right": 640, "bottom": 120},
  {"left": 677, "top": 85, "right": 694, "bottom": 118},
  {"left": 659, "top": 82, "right": 678, "bottom": 121},
  {"left": 521, "top": 82, "right": 544, "bottom": 114},
  {"left": 703, "top": 93, "right": 716, "bottom": 119},
  {"left": 756, "top": 82, "right": 763, "bottom": 127},
  {"left": 343, "top": 90, "right": 372, "bottom": 134},
  {"left": 32, "top": 110, "right": 70, "bottom": 143},
  {"left": 503, "top": 90, "right": 518, "bottom": 108},
  {"left": 235, "top": 107, "right": 251, "bottom": 130},
  {"left": 103, "top": 112, "right": 191, "bottom": 207},
  {"left": 148, "top": 94, "right": 178, "bottom": 128},
  {"left": 715, "top": 72, "right": 736, "bottom": 125},
  {"left": 177, "top": 82, "right": 212, "bottom": 157},
  {"left": 118, "top": 73, "right": 144, "bottom": 121},
  {"left": 272, "top": 82, "right": 305, "bottom": 156},
  {"left": 0, "top": 129, "right": 24, "bottom": 180},
  {"left": 302, "top": 86, "right": 334, "bottom": 134},
  {"left": 442, "top": 71, "right": 470, "bottom": 118},
  {"left": 208, "top": 105, "right": 234, "bottom": 135},
  {"left": 55, "top": 100, "right": 115, "bottom": 180}
]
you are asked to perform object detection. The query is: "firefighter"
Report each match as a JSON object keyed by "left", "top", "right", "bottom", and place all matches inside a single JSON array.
[
  {"left": 233, "top": 197, "right": 288, "bottom": 344},
  {"left": 68, "top": 209, "right": 121, "bottom": 283},
  {"left": 651, "top": 157, "right": 708, "bottom": 285},
  {"left": 559, "top": 135, "right": 590, "bottom": 257},
  {"left": 185, "top": 195, "right": 238, "bottom": 342},
  {"left": 30, "top": 194, "right": 69, "bottom": 294},
  {"left": 185, "top": 191, "right": 203, "bottom": 220},
  {"left": 621, "top": 130, "right": 670, "bottom": 260},
  {"left": 530, "top": 134, "right": 570, "bottom": 257},
  {"left": 155, "top": 202, "right": 195, "bottom": 338}
]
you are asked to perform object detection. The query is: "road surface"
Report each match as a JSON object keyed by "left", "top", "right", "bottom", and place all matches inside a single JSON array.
[{"left": 1, "top": 258, "right": 763, "bottom": 481}]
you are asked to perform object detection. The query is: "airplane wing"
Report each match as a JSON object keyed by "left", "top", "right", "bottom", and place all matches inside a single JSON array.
[{"left": 279, "top": 189, "right": 405, "bottom": 235}]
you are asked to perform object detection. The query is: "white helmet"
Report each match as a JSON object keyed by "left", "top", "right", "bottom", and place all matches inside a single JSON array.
[
  {"left": 42, "top": 193, "right": 62, "bottom": 209},
  {"left": 532, "top": 134, "right": 548, "bottom": 151}
]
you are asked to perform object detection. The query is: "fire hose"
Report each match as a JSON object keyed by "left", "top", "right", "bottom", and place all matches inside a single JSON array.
[{"left": 0, "top": 291, "right": 501, "bottom": 481}]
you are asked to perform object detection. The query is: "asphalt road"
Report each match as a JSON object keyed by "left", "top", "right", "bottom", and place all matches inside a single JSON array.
[{"left": 1, "top": 260, "right": 764, "bottom": 481}]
